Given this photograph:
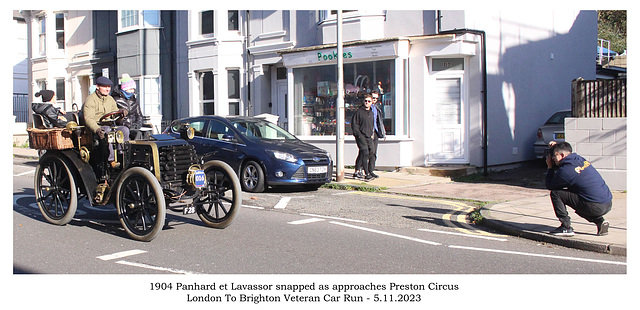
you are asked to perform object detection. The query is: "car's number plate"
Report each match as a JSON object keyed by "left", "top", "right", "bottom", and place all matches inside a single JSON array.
[
  {"left": 194, "top": 170, "right": 206, "bottom": 188},
  {"left": 554, "top": 132, "right": 565, "bottom": 140},
  {"left": 307, "top": 166, "right": 327, "bottom": 174}
]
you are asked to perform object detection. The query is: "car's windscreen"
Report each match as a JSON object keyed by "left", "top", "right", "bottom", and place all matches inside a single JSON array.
[{"left": 231, "top": 120, "right": 297, "bottom": 141}]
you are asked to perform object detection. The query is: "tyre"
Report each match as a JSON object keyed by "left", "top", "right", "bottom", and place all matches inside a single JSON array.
[
  {"left": 34, "top": 156, "right": 78, "bottom": 225},
  {"left": 115, "top": 167, "right": 166, "bottom": 242},
  {"left": 196, "top": 160, "right": 241, "bottom": 228},
  {"left": 240, "top": 160, "right": 265, "bottom": 192}
]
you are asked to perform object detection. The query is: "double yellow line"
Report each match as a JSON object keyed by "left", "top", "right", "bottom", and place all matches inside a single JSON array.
[{"left": 349, "top": 191, "right": 504, "bottom": 237}]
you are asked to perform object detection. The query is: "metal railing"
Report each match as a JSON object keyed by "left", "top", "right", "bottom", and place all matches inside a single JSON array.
[
  {"left": 571, "top": 78, "right": 626, "bottom": 118},
  {"left": 13, "top": 94, "right": 29, "bottom": 123}
]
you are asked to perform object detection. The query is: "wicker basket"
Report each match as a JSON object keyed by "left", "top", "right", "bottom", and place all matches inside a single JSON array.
[{"left": 28, "top": 128, "right": 74, "bottom": 150}]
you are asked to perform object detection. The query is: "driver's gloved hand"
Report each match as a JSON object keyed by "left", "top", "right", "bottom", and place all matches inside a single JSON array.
[
  {"left": 119, "top": 109, "right": 129, "bottom": 117},
  {"left": 96, "top": 128, "right": 106, "bottom": 139}
]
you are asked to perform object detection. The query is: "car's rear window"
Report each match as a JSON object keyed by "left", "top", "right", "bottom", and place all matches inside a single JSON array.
[{"left": 546, "top": 111, "right": 571, "bottom": 124}]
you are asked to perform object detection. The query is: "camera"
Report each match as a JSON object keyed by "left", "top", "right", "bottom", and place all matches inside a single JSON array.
[{"left": 543, "top": 148, "right": 552, "bottom": 157}]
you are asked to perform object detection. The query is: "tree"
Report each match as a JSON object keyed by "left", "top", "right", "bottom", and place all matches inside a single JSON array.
[{"left": 598, "top": 10, "right": 626, "bottom": 54}]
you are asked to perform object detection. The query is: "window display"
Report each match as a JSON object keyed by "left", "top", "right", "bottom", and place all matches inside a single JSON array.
[{"left": 293, "top": 60, "right": 395, "bottom": 136}]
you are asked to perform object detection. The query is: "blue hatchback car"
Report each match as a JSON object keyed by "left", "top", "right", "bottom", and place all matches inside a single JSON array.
[{"left": 165, "top": 116, "right": 333, "bottom": 192}]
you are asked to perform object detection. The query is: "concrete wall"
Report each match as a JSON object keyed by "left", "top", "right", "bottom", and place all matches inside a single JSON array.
[{"left": 565, "top": 117, "right": 626, "bottom": 191}]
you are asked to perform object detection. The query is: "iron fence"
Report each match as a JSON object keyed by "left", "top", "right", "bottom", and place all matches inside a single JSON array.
[
  {"left": 571, "top": 78, "right": 626, "bottom": 118},
  {"left": 13, "top": 94, "right": 29, "bottom": 123}
]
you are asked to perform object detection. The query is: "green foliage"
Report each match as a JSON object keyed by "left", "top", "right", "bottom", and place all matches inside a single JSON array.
[{"left": 598, "top": 10, "right": 626, "bottom": 54}]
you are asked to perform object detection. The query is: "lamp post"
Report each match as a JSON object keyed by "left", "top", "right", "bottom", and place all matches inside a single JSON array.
[{"left": 336, "top": 10, "right": 345, "bottom": 182}]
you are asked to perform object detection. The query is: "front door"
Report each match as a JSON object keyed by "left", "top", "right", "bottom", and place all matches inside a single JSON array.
[
  {"left": 275, "top": 80, "right": 288, "bottom": 130},
  {"left": 427, "top": 76, "right": 468, "bottom": 164}
]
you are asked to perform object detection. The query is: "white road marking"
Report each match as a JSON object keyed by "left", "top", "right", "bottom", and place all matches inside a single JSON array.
[
  {"left": 96, "top": 249, "right": 147, "bottom": 261},
  {"left": 274, "top": 197, "right": 292, "bottom": 209},
  {"left": 115, "top": 260, "right": 200, "bottom": 274},
  {"left": 300, "top": 213, "right": 367, "bottom": 223},
  {"left": 449, "top": 245, "right": 627, "bottom": 266},
  {"left": 14, "top": 170, "right": 35, "bottom": 177},
  {"left": 242, "top": 204, "right": 264, "bottom": 209},
  {"left": 418, "top": 228, "right": 508, "bottom": 242},
  {"left": 330, "top": 221, "right": 441, "bottom": 246},
  {"left": 288, "top": 218, "right": 325, "bottom": 225}
]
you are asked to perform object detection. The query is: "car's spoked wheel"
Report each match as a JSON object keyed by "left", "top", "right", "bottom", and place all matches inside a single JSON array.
[
  {"left": 34, "top": 156, "right": 77, "bottom": 225},
  {"left": 116, "top": 167, "right": 165, "bottom": 242},
  {"left": 196, "top": 160, "right": 241, "bottom": 228},
  {"left": 241, "top": 160, "right": 265, "bottom": 192}
]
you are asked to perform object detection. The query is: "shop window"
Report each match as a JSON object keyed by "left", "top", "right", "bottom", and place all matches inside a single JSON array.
[{"left": 293, "top": 59, "right": 395, "bottom": 136}]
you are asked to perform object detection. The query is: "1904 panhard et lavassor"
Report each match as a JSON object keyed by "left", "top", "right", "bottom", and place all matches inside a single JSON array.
[{"left": 29, "top": 110, "right": 241, "bottom": 242}]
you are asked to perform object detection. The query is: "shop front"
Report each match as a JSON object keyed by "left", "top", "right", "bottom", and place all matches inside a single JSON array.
[{"left": 280, "top": 38, "right": 414, "bottom": 168}]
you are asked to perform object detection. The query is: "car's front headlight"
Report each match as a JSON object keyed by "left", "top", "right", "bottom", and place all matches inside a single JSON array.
[{"left": 268, "top": 150, "right": 298, "bottom": 163}]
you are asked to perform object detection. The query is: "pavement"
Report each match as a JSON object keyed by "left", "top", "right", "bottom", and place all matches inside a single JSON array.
[{"left": 13, "top": 146, "right": 626, "bottom": 256}]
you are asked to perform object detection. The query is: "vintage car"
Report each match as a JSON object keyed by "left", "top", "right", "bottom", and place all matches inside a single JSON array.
[{"left": 28, "top": 110, "right": 241, "bottom": 241}]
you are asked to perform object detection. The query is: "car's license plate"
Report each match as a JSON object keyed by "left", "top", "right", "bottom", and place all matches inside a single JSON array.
[
  {"left": 307, "top": 166, "right": 327, "bottom": 174},
  {"left": 554, "top": 132, "right": 565, "bottom": 140},
  {"left": 194, "top": 170, "right": 206, "bottom": 188}
]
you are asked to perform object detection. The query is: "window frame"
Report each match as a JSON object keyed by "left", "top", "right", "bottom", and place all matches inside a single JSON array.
[
  {"left": 55, "top": 13, "right": 65, "bottom": 50},
  {"left": 119, "top": 10, "right": 161, "bottom": 32},
  {"left": 200, "top": 10, "right": 215, "bottom": 36},
  {"left": 37, "top": 15, "right": 46, "bottom": 56},
  {"left": 199, "top": 71, "right": 216, "bottom": 115},
  {"left": 141, "top": 76, "right": 162, "bottom": 116},
  {"left": 227, "top": 69, "right": 240, "bottom": 115},
  {"left": 228, "top": 10, "right": 239, "bottom": 31}
]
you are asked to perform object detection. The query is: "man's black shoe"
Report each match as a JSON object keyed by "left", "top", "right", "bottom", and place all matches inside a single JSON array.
[
  {"left": 364, "top": 174, "right": 375, "bottom": 182},
  {"left": 370, "top": 172, "right": 379, "bottom": 178},
  {"left": 549, "top": 225, "right": 575, "bottom": 237},
  {"left": 597, "top": 220, "right": 609, "bottom": 236}
]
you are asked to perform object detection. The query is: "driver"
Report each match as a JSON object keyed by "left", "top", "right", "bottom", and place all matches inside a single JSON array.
[{"left": 81, "top": 76, "right": 130, "bottom": 168}]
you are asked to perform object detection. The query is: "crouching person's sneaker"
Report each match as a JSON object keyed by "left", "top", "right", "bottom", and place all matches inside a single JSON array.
[
  {"left": 597, "top": 220, "right": 610, "bottom": 236},
  {"left": 549, "top": 226, "right": 575, "bottom": 237}
]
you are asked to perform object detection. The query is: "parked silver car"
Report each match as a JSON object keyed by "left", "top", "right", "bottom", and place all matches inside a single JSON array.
[{"left": 533, "top": 110, "right": 572, "bottom": 158}]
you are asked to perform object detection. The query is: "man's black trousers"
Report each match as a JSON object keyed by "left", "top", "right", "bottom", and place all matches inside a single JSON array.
[
  {"left": 354, "top": 135, "right": 375, "bottom": 175},
  {"left": 550, "top": 189, "right": 612, "bottom": 227}
]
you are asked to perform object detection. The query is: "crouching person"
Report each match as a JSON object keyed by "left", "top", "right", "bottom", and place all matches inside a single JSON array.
[{"left": 545, "top": 141, "right": 612, "bottom": 236}]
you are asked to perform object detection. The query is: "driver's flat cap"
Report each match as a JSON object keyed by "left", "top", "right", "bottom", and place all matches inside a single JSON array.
[{"left": 95, "top": 76, "right": 113, "bottom": 86}]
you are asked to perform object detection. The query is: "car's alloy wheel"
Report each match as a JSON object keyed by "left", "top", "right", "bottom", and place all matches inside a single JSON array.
[{"left": 241, "top": 160, "right": 265, "bottom": 192}]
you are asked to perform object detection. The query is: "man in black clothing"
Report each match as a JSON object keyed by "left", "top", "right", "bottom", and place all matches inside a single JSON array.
[
  {"left": 351, "top": 95, "right": 375, "bottom": 181},
  {"left": 369, "top": 91, "right": 386, "bottom": 178},
  {"left": 545, "top": 141, "right": 613, "bottom": 237}
]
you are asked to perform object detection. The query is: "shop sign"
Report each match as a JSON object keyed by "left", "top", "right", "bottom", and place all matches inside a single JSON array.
[
  {"left": 318, "top": 51, "right": 353, "bottom": 62},
  {"left": 282, "top": 41, "right": 400, "bottom": 67}
]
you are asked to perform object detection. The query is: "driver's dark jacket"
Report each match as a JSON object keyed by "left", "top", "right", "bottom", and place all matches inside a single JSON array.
[
  {"left": 112, "top": 87, "right": 143, "bottom": 130},
  {"left": 81, "top": 91, "right": 119, "bottom": 133}
]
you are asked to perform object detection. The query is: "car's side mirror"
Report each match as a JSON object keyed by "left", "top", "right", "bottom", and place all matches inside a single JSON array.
[{"left": 222, "top": 134, "right": 238, "bottom": 143}]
